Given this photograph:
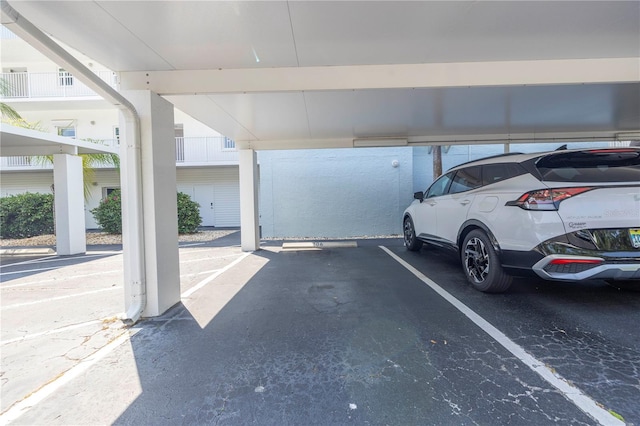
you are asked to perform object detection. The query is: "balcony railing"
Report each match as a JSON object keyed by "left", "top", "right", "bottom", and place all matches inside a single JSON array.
[
  {"left": 1, "top": 137, "right": 238, "bottom": 170},
  {"left": 175, "top": 137, "right": 237, "bottom": 164},
  {"left": 0, "top": 71, "right": 117, "bottom": 99}
]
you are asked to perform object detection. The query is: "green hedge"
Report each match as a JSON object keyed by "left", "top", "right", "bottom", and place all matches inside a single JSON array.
[
  {"left": 0, "top": 192, "right": 55, "bottom": 238},
  {"left": 91, "top": 190, "right": 202, "bottom": 234}
]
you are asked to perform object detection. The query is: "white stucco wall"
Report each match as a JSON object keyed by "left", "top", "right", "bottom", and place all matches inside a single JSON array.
[
  {"left": 18, "top": 108, "right": 119, "bottom": 141},
  {"left": 258, "top": 147, "right": 414, "bottom": 238}
]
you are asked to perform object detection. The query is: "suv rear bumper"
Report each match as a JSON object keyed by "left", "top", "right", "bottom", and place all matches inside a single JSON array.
[
  {"left": 531, "top": 255, "right": 640, "bottom": 281},
  {"left": 499, "top": 228, "right": 640, "bottom": 281}
]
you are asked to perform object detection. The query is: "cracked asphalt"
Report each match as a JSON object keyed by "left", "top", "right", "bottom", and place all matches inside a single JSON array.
[{"left": 1, "top": 235, "right": 638, "bottom": 425}]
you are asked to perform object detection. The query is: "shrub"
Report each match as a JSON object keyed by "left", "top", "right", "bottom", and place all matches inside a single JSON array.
[
  {"left": 91, "top": 190, "right": 122, "bottom": 234},
  {"left": 0, "top": 192, "right": 55, "bottom": 238},
  {"left": 177, "top": 192, "right": 202, "bottom": 234},
  {"left": 91, "top": 190, "right": 202, "bottom": 234}
]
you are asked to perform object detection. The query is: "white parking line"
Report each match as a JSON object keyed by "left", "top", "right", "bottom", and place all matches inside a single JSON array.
[
  {"left": 1, "top": 287, "right": 120, "bottom": 311},
  {"left": 179, "top": 242, "right": 205, "bottom": 247},
  {"left": 179, "top": 257, "right": 223, "bottom": 265},
  {"left": 179, "top": 269, "right": 221, "bottom": 278},
  {"left": 379, "top": 245, "right": 623, "bottom": 426},
  {"left": 0, "top": 253, "right": 114, "bottom": 269},
  {"left": 1, "top": 319, "right": 105, "bottom": 345},
  {"left": 0, "top": 266, "right": 59, "bottom": 277},
  {"left": 1, "top": 270, "right": 122, "bottom": 289},
  {"left": 0, "top": 330, "right": 135, "bottom": 425},
  {"left": 181, "top": 252, "right": 251, "bottom": 298}
]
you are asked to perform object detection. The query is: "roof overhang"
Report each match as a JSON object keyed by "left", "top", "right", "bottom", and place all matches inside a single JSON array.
[{"left": 0, "top": 124, "right": 119, "bottom": 156}]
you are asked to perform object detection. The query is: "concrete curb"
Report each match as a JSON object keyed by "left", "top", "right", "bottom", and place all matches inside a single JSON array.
[{"left": 0, "top": 248, "right": 55, "bottom": 256}]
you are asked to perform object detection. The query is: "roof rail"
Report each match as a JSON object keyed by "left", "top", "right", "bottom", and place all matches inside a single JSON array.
[{"left": 447, "top": 152, "right": 524, "bottom": 171}]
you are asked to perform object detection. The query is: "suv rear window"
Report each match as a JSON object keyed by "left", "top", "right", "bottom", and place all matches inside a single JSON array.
[
  {"left": 482, "top": 163, "right": 527, "bottom": 186},
  {"left": 449, "top": 166, "right": 482, "bottom": 194},
  {"left": 535, "top": 149, "right": 640, "bottom": 182}
]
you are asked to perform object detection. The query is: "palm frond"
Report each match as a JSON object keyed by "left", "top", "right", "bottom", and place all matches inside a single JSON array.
[{"left": 0, "top": 78, "right": 23, "bottom": 121}]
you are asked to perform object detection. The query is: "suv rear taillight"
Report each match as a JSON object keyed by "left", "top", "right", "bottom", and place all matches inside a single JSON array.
[{"left": 507, "top": 187, "right": 595, "bottom": 211}]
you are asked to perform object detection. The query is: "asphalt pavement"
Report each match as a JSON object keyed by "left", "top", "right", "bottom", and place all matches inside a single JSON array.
[{"left": 1, "top": 234, "right": 639, "bottom": 425}]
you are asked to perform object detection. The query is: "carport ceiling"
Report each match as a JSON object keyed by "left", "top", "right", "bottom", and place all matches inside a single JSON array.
[{"left": 5, "top": 1, "right": 640, "bottom": 147}]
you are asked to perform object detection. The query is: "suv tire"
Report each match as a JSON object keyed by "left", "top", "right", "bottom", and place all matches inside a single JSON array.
[
  {"left": 462, "top": 229, "right": 512, "bottom": 293},
  {"left": 404, "top": 216, "right": 423, "bottom": 251}
]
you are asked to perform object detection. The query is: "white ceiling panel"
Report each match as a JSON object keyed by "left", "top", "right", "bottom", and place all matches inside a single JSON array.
[
  {"left": 5, "top": 1, "right": 172, "bottom": 71},
  {"left": 97, "top": 1, "right": 299, "bottom": 69},
  {"left": 288, "top": 1, "right": 640, "bottom": 66},
  {"left": 168, "top": 83, "right": 639, "bottom": 144},
  {"left": 169, "top": 92, "right": 311, "bottom": 142},
  {"left": 208, "top": 92, "right": 311, "bottom": 140},
  {"left": 166, "top": 94, "right": 257, "bottom": 142}
]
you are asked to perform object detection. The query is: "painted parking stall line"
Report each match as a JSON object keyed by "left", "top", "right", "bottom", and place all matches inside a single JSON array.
[
  {"left": 181, "top": 252, "right": 251, "bottom": 298},
  {"left": 1, "top": 269, "right": 121, "bottom": 289},
  {"left": 1, "top": 319, "right": 105, "bottom": 345},
  {"left": 380, "top": 245, "right": 623, "bottom": 426},
  {"left": 0, "top": 253, "right": 116, "bottom": 269},
  {"left": 1, "top": 287, "right": 120, "bottom": 311},
  {"left": 0, "top": 329, "right": 137, "bottom": 425},
  {"left": 0, "top": 266, "right": 59, "bottom": 277}
]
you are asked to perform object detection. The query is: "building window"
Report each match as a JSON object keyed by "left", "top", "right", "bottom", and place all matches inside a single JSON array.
[
  {"left": 57, "top": 126, "right": 76, "bottom": 138},
  {"left": 58, "top": 68, "right": 73, "bottom": 86},
  {"left": 102, "top": 187, "right": 120, "bottom": 199},
  {"left": 223, "top": 137, "right": 236, "bottom": 150}
]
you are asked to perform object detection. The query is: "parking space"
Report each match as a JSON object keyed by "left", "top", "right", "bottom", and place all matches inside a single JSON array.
[
  {"left": 384, "top": 243, "right": 640, "bottom": 425},
  {"left": 1, "top": 237, "right": 638, "bottom": 425}
]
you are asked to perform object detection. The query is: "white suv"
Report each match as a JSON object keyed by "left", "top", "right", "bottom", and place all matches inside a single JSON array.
[{"left": 402, "top": 147, "right": 640, "bottom": 292}]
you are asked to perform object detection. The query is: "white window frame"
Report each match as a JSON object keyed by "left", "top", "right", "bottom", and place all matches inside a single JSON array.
[
  {"left": 56, "top": 126, "right": 76, "bottom": 138},
  {"left": 102, "top": 187, "right": 120, "bottom": 199},
  {"left": 58, "top": 68, "right": 73, "bottom": 86}
]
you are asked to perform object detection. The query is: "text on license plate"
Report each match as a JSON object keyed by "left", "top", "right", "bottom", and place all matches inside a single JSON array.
[{"left": 630, "top": 229, "right": 640, "bottom": 249}]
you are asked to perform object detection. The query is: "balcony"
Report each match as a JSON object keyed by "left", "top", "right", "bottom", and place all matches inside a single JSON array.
[
  {"left": 175, "top": 137, "right": 238, "bottom": 165},
  {"left": 0, "top": 71, "right": 117, "bottom": 99},
  {"left": 0, "top": 137, "right": 238, "bottom": 170}
]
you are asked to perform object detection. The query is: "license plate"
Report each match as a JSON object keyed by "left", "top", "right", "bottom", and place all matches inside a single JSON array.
[{"left": 631, "top": 229, "right": 640, "bottom": 249}]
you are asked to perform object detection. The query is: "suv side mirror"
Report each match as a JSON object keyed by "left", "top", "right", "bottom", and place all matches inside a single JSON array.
[{"left": 414, "top": 191, "right": 424, "bottom": 202}]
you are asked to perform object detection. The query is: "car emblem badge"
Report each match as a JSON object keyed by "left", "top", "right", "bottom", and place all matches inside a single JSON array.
[{"left": 630, "top": 229, "right": 640, "bottom": 249}]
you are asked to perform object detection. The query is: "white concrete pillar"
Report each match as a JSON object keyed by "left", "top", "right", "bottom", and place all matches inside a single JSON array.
[
  {"left": 120, "top": 90, "right": 180, "bottom": 318},
  {"left": 239, "top": 149, "right": 260, "bottom": 251},
  {"left": 53, "top": 153, "right": 86, "bottom": 255}
]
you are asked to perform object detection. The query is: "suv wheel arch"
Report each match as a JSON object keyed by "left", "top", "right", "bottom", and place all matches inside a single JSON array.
[{"left": 457, "top": 220, "right": 502, "bottom": 259}]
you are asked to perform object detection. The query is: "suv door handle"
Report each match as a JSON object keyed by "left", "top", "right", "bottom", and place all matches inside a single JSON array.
[{"left": 460, "top": 200, "right": 471, "bottom": 205}]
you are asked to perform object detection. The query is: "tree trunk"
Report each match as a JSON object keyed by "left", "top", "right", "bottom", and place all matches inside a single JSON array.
[{"left": 432, "top": 145, "right": 442, "bottom": 179}]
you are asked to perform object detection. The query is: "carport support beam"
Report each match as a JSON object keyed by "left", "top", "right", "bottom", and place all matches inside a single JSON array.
[
  {"left": 239, "top": 149, "right": 260, "bottom": 251},
  {"left": 52, "top": 153, "right": 86, "bottom": 255}
]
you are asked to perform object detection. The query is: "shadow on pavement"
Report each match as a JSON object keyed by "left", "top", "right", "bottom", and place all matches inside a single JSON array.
[{"left": 112, "top": 245, "right": 598, "bottom": 425}]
